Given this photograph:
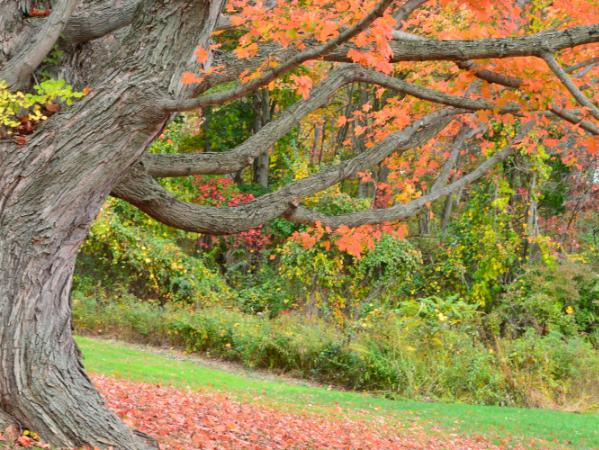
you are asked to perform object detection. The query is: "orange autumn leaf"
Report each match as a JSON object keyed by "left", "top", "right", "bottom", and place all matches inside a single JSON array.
[
  {"left": 234, "top": 42, "right": 258, "bottom": 59},
  {"left": 290, "top": 74, "right": 313, "bottom": 100},
  {"left": 181, "top": 71, "right": 203, "bottom": 85},
  {"left": 194, "top": 47, "right": 209, "bottom": 64}
]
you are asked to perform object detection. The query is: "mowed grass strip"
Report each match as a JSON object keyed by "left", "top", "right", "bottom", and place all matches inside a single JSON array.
[{"left": 77, "top": 336, "right": 599, "bottom": 449}]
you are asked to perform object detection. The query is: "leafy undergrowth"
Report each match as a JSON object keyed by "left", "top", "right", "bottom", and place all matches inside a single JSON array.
[{"left": 94, "top": 374, "right": 507, "bottom": 450}]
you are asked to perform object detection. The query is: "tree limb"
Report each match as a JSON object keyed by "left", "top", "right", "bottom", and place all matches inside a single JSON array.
[
  {"left": 393, "top": 0, "right": 428, "bottom": 25},
  {"left": 62, "top": 0, "right": 140, "bottom": 44},
  {"left": 542, "top": 52, "right": 599, "bottom": 120},
  {"left": 147, "top": 65, "right": 513, "bottom": 177},
  {"left": 565, "top": 56, "right": 599, "bottom": 74},
  {"left": 194, "top": 25, "right": 598, "bottom": 102},
  {"left": 114, "top": 109, "right": 460, "bottom": 233},
  {"left": 547, "top": 106, "right": 599, "bottom": 135},
  {"left": 351, "top": 66, "right": 520, "bottom": 112},
  {"left": 160, "top": 0, "right": 395, "bottom": 111},
  {"left": 286, "top": 122, "right": 535, "bottom": 227},
  {"left": 0, "top": 0, "right": 79, "bottom": 89},
  {"left": 146, "top": 66, "right": 356, "bottom": 176},
  {"left": 326, "top": 25, "right": 599, "bottom": 63}
]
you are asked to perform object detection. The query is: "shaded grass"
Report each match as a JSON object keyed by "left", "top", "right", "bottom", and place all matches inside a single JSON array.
[{"left": 77, "top": 336, "right": 599, "bottom": 449}]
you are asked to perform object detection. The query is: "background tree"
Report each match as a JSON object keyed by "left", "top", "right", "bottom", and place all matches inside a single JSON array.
[{"left": 0, "top": 0, "right": 597, "bottom": 448}]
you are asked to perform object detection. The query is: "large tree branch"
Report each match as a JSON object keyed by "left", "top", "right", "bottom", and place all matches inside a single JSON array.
[
  {"left": 146, "top": 66, "right": 357, "bottom": 176},
  {"left": 388, "top": 29, "right": 525, "bottom": 88},
  {"left": 326, "top": 25, "right": 599, "bottom": 63},
  {"left": 62, "top": 0, "right": 140, "bottom": 44},
  {"left": 386, "top": 32, "right": 599, "bottom": 135},
  {"left": 542, "top": 52, "right": 599, "bottom": 120},
  {"left": 114, "top": 109, "right": 460, "bottom": 233},
  {"left": 160, "top": 0, "right": 394, "bottom": 111},
  {"left": 547, "top": 106, "right": 599, "bottom": 135},
  {"left": 0, "top": 0, "right": 78, "bottom": 89},
  {"left": 192, "top": 25, "right": 599, "bottom": 101},
  {"left": 286, "top": 122, "right": 535, "bottom": 227},
  {"left": 201, "top": 25, "right": 596, "bottom": 106},
  {"left": 146, "top": 65, "right": 513, "bottom": 177},
  {"left": 351, "top": 67, "right": 519, "bottom": 112}
]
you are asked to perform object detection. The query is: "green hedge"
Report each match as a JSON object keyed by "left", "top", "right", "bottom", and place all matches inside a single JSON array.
[{"left": 73, "top": 293, "right": 599, "bottom": 411}]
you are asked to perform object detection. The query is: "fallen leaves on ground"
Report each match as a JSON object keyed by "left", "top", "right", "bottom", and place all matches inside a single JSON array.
[{"left": 92, "top": 375, "right": 510, "bottom": 450}]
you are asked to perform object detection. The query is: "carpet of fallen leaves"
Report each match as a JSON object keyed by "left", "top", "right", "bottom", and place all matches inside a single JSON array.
[{"left": 92, "top": 375, "right": 512, "bottom": 450}]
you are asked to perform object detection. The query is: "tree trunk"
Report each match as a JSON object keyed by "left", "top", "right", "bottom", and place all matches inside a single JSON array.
[
  {"left": 419, "top": 206, "right": 431, "bottom": 235},
  {"left": 0, "top": 78, "right": 168, "bottom": 448},
  {"left": 0, "top": 0, "right": 221, "bottom": 445},
  {"left": 441, "top": 192, "right": 454, "bottom": 232},
  {"left": 0, "top": 244, "right": 158, "bottom": 449},
  {"left": 253, "top": 89, "right": 271, "bottom": 187}
]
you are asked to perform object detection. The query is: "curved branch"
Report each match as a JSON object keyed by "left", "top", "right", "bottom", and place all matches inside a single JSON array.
[
  {"left": 197, "top": 25, "right": 598, "bottom": 103},
  {"left": 542, "top": 52, "right": 599, "bottom": 120},
  {"left": 351, "top": 66, "right": 519, "bottom": 112},
  {"left": 63, "top": 0, "right": 140, "bottom": 44},
  {"left": 393, "top": 0, "right": 428, "bottom": 25},
  {"left": 0, "top": 0, "right": 78, "bottom": 89},
  {"left": 325, "top": 25, "right": 599, "bottom": 63},
  {"left": 565, "top": 56, "right": 599, "bottom": 74},
  {"left": 388, "top": 30, "right": 525, "bottom": 88},
  {"left": 114, "top": 109, "right": 460, "bottom": 233},
  {"left": 287, "top": 122, "right": 535, "bottom": 227},
  {"left": 160, "top": 0, "right": 394, "bottom": 111},
  {"left": 548, "top": 106, "right": 599, "bottom": 135},
  {"left": 455, "top": 60, "right": 523, "bottom": 88},
  {"left": 147, "top": 65, "right": 511, "bottom": 177},
  {"left": 146, "top": 66, "right": 356, "bottom": 176}
]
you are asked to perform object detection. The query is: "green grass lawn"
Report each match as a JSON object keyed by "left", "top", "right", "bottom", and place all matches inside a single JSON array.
[{"left": 77, "top": 336, "right": 599, "bottom": 449}]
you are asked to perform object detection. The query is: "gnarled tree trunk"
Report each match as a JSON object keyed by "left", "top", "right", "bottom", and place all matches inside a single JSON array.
[
  {"left": 0, "top": 0, "right": 220, "bottom": 447},
  {"left": 0, "top": 88, "right": 165, "bottom": 449},
  {"left": 0, "top": 62, "right": 175, "bottom": 445}
]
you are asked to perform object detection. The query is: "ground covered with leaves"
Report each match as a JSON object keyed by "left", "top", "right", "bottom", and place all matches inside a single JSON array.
[{"left": 93, "top": 375, "right": 510, "bottom": 450}]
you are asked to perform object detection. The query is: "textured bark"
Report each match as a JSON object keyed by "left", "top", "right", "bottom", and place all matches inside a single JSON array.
[
  {"left": 328, "top": 25, "right": 599, "bottom": 62},
  {"left": 0, "top": 82, "right": 165, "bottom": 449},
  {"left": 63, "top": 0, "right": 140, "bottom": 44},
  {"left": 0, "top": 0, "right": 222, "bottom": 447},
  {"left": 0, "top": 408, "right": 17, "bottom": 431},
  {"left": 0, "top": 0, "right": 78, "bottom": 89},
  {"left": 0, "top": 0, "right": 30, "bottom": 66}
]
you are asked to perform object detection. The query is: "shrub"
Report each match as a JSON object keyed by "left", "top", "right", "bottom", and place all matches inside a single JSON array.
[
  {"left": 73, "top": 294, "right": 599, "bottom": 410},
  {"left": 76, "top": 198, "right": 232, "bottom": 305},
  {"left": 494, "top": 260, "right": 599, "bottom": 337}
]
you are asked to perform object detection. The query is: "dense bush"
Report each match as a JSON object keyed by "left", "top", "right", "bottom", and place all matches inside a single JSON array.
[
  {"left": 75, "top": 197, "right": 232, "bottom": 305},
  {"left": 492, "top": 260, "right": 599, "bottom": 338},
  {"left": 73, "top": 294, "right": 599, "bottom": 410}
]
